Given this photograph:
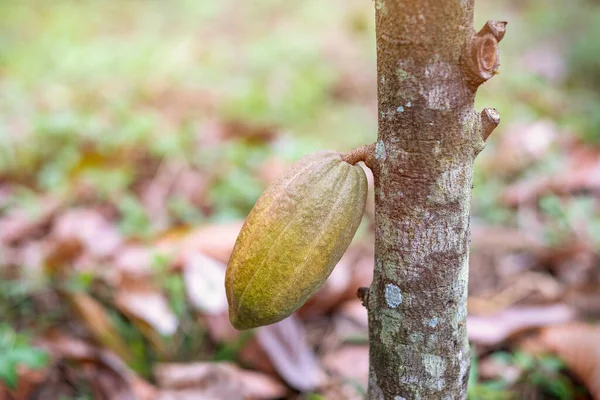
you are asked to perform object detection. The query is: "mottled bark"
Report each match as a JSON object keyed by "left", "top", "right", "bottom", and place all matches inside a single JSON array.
[{"left": 365, "top": 1, "right": 505, "bottom": 399}]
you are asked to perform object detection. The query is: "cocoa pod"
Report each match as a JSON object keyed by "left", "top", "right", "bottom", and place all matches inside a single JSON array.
[{"left": 225, "top": 150, "right": 368, "bottom": 330}]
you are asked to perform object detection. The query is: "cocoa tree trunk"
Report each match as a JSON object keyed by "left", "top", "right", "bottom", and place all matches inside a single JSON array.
[{"left": 364, "top": 1, "right": 505, "bottom": 398}]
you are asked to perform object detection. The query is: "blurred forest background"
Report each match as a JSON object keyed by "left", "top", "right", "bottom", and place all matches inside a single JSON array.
[{"left": 1, "top": 0, "right": 600, "bottom": 399}]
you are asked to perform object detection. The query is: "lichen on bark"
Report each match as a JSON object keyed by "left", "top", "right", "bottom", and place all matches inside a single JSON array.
[{"left": 366, "top": 0, "right": 505, "bottom": 398}]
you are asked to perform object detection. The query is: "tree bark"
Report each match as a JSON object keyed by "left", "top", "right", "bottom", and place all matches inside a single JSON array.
[{"left": 365, "top": 1, "right": 505, "bottom": 398}]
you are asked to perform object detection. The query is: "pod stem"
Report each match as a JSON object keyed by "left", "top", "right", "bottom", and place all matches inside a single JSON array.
[{"left": 341, "top": 143, "right": 375, "bottom": 170}]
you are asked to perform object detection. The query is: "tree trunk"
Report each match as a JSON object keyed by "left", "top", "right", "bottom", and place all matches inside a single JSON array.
[{"left": 364, "top": 1, "right": 505, "bottom": 398}]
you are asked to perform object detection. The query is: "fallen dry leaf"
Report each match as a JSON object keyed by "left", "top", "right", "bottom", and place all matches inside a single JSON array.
[
  {"left": 221, "top": 121, "right": 277, "bottom": 143},
  {"left": 0, "top": 196, "right": 61, "bottom": 245},
  {"left": 0, "top": 184, "right": 11, "bottom": 208},
  {"left": 67, "top": 291, "right": 133, "bottom": 363},
  {"left": 51, "top": 208, "right": 122, "bottom": 259},
  {"left": 203, "top": 313, "right": 240, "bottom": 343},
  {"left": 347, "top": 250, "right": 375, "bottom": 297},
  {"left": 113, "top": 245, "right": 169, "bottom": 279},
  {"left": 37, "top": 332, "right": 156, "bottom": 400},
  {"left": 328, "top": 300, "right": 369, "bottom": 347},
  {"left": 115, "top": 286, "right": 178, "bottom": 337},
  {"left": 195, "top": 118, "right": 228, "bottom": 148},
  {"left": 323, "top": 345, "right": 369, "bottom": 389},
  {"left": 0, "top": 364, "right": 49, "bottom": 400},
  {"left": 300, "top": 244, "right": 373, "bottom": 317},
  {"left": 170, "top": 167, "right": 209, "bottom": 209},
  {"left": 483, "top": 120, "right": 557, "bottom": 177},
  {"left": 155, "top": 362, "right": 286, "bottom": 400},
  {"left": 18, "top": 240, "right": 47, "bottom": 280},
  {"left": 256, "top": 315, "right": 325, "bottom": 392},
  {"left": 299, "top": 249, "right": 356, "bottom": 317},
  {"left": 113, "top": 275, "right": 179, "bottom": 357},
  {"left": 140, "top": 161, "right": 185, "bottom": 231},
  {"left": 238, "top": 338, "right": 278, "bottom": 377},
  {"left": 539, "top": 323, "right": 600, "bottom": 399},
  {"left": 157, "top": 390, "right": 230, "bottom": 400},
  {"left": 502, "top": 143, "right": 600, "bottom": 206},
  {"left": 236, "top": 368, "right": 288, "bottom": 399},
  {"left": 338, "top": 300, "right": 368, "bottom": 328},
  {"left": 38, "top": 330, "right": 97, "bottom": 359},
  {"left": 564, "top": 288, "right": 600, "bottom": 318},
  {"left": 0, "top": 243, "right": 20, "bottom": 266},
  {"left": 178, "top": 221, "right": 243, "bottom": 264},
  {"left": 318, "top": 382, "right": 366, "bottom": 400},
  {"left": 139, "top": 162, "right": 210, "bottom": 230},
  {"left": 467, "top": 304, "right": 576, "bottom": 346},
  {"left": 470, "top": 225, "right": 545, "bottom": 253},
  {"left": 468, "top": 271, "right": 564, "bottom": 315},
  {"left": 155, "top": 362, "right": 242, "bottom": 392},
  {"left": 477, "top": 355, "right": 523, "bottom": 384},
  {"left": 183, "top": 252, "right": 228, "bottom": 315}
]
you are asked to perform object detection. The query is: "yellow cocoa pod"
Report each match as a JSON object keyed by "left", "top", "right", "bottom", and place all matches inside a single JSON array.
[{"left": 225, "top": 150, "right": 368, "bottom": 330}]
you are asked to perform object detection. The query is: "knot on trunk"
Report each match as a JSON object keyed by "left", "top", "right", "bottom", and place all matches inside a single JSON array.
[{"left": 462, "top": 20, "right": 507, "bottom": 89}]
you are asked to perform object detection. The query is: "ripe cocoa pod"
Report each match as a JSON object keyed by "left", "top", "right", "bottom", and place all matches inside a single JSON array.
[{"left": 225, "top": 150, "right": 368, "bottom": 330}]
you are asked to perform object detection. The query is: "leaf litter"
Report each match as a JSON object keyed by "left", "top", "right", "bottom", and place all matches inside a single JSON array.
[{"left": 1, "top": 0, "right": 600, "bottom": 398}]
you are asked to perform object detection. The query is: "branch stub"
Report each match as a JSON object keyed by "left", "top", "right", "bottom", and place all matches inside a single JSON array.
[
  {"left": 463, "top": 20, "right": 507, "bottom": 89},
  {"left": 481, "top": 107, "right": 500, "bottom": 141}
]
